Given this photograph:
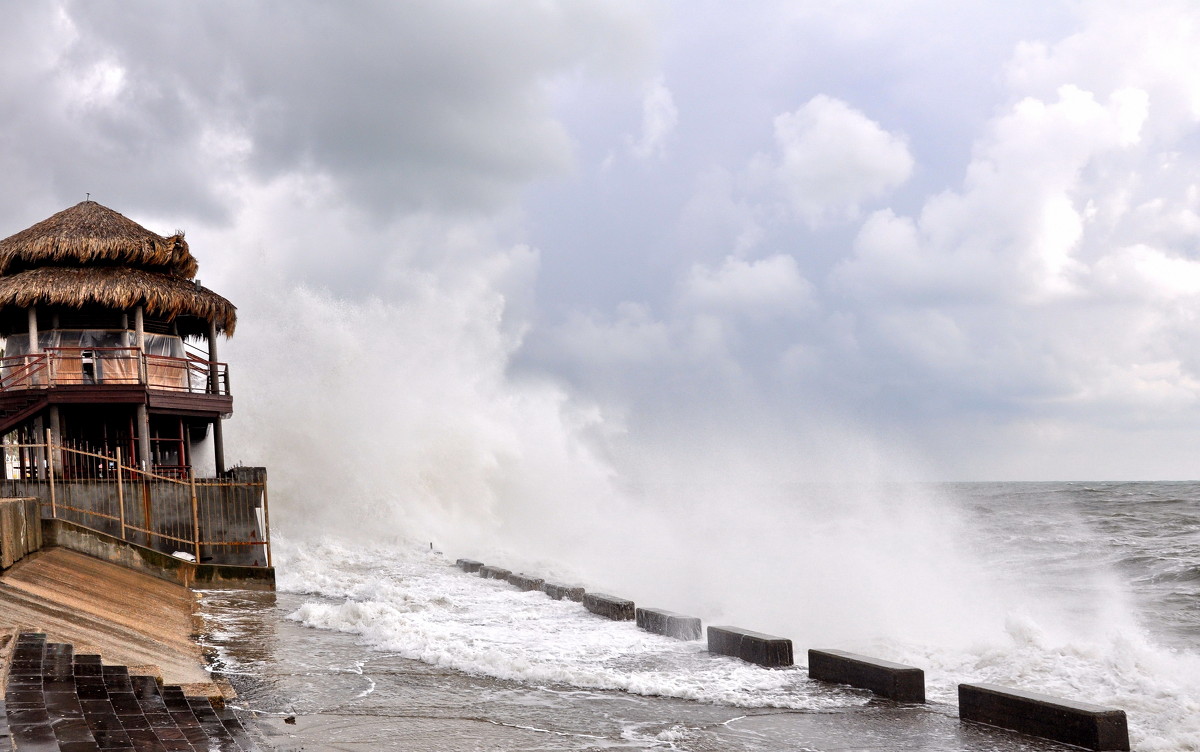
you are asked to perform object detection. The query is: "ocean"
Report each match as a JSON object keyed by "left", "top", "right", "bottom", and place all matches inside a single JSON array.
[{"left": 199, "top": 481, "right": 1200, "bottom": 751}]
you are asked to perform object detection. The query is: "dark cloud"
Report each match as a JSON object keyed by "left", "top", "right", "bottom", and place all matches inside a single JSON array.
[{"left": 0, "top": 0, "right": 651, "bottom": 228}]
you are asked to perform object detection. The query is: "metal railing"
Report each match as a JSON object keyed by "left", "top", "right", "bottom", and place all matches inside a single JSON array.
[
  {"left": 1, "top": 436, "right": 270, "bottom": 568},
  {"left": 0, "top": 348, "right": 229, "bottom": 396}
]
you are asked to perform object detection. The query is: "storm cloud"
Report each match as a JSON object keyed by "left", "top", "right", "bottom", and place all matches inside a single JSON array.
[{"left": 3, "top": 0, "right": 1200, "bottom": 481}]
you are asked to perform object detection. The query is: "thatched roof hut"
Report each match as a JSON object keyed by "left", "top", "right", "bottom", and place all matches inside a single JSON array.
[{"left": 0, "top": 200, "right": 235, "bottom": 335}]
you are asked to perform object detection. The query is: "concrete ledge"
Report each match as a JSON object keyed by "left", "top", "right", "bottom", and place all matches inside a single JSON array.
[
  {"left": 455, "top": 559, "right": 483, "bottom": 573},
  {"left": 42, "top": 519, "right": 275, "bottom": 591},
  {"left": 959, "top": 683, "right": 1130, "bottom": 751},
  {"left": 506, "top": 573, "right": 545, "bottom": 591},
  {"left": 635, "top": 608, "right": 702, "bottom": 640},
  {"left": 707, "top": 626, "right": 793, "bottom": 668},
  {"left": 808, "top": 649, "right": 924, "bottom": 702},
  {"left": 479, "top": 565, "right": 511, "bottom": 580},
  {"left": 543, "top": 582, "right": 585, "bottom": 601},
  {"left": 582, "top": 592, "right": 635, "bottom": 620}
]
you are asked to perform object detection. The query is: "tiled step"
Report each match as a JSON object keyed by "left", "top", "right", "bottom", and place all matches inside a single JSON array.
[{"left": 4, "top": 632, "right": 254, "bottom": 751}]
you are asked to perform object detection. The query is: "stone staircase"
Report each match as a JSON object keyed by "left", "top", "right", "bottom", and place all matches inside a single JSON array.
[{"left": 2, "top": 633, "right": 256, "bottom": 751}]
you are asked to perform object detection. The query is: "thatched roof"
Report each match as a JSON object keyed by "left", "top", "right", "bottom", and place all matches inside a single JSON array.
[
  {"left": 0, "top": 267, "right": 236, "bottom": 335},
  {"left": 0, "top": 201, "right": 199, "bottom": 278}
]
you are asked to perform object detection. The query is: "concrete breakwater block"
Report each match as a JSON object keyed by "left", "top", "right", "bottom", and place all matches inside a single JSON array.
[
  {"left": 707, "top": 626, "right": 793, "bottom": 668},
  {"left": 636, "top": 608, "right": 702, "bottom": 640},
  {"left": 582, "top": 592, "right": 635, "bottom": 620},
  {"left": 455, "top": 559, "right": 483, "bottom": 573},
  {"left": 479, "top": 565, "right": 511, "bottom": 580},
  {"left": 543, "top": 582, "right": 585, "bottom": 601},
  {"left": 959, "top": 683, "right": 1130, "bottom": 751},
  {"left": 808, "top": 649, "right": 925, "bottom": 703},
  {"left": 507, "top": 573, "right": 545, "bottom": 591}
]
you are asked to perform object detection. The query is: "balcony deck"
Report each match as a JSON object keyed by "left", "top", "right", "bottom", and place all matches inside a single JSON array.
[{"left": 0, "top": 347, "right": 232, "bottom": 419}]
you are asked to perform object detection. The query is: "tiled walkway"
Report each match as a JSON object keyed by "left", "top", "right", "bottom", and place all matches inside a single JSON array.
[{"left": 4, "top": 633, "right": 255, "bottom": 751}]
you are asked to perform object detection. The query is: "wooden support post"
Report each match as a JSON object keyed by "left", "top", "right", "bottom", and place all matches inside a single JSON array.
[
  {"left": 212, "top": 418, "right": 225, "bottom": 476},
  {"left": 45, "top": 427, "right": 56, "bottom": 518},
  {"left": 134, "top": 305, "right": 145, "bottom": 349},
  {"left": 136, "top": 404, "right": 151, "bottom": 471},
  {"left": 134, "top": 305, "right": 147, "bottom": 383},
  {"left": 33, "top": 416, "right": 45, "bottom": 480},
  {"left": 261, "top": 472, "right": 272, "bottom": 568},
  {"left": 116, "top": 447, "right": 127, "bottom": 541},
  {"left": 189, "top": 468, "right": 201, "bottom": 562},
  {"left": 207, "top": 320, "right": 220, "bottom": 395},
  {"left": 48, "top": 405, "right": 61, "bottom": 476},
  {"left": 28, "top": 306, "right": 40, "bottom": 387},
  {"left": 27, "top": 306, "right": 38, "bottom": 353}
]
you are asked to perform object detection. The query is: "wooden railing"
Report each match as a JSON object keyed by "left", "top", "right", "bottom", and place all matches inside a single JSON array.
[{"left": 0, "top": 348, "right": 229, "bottom": 396}]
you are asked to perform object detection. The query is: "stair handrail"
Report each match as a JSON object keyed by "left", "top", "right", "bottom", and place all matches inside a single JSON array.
[{"left": 0, "top": 353, "right": 49, "bottom": 391}]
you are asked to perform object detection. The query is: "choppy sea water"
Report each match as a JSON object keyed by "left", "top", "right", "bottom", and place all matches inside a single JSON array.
[{"left": 199, "top": 482, "right": 1200, "bottom": 751}]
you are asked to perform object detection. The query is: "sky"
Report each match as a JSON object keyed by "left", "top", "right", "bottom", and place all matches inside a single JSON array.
[{"left": 3, "top": 1, "right": 1200, "bottom": 483}]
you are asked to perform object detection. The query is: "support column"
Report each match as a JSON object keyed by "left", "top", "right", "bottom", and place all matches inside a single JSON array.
[
  {"left": 134, "top": 305, "right": 145, "bottom": 349},
  {"left": 207, "top": 320, "right": 220, "bottom": 394},
  {"left": 212, "top": 419, "right": 226, "bottom": 477},
  {"left": 135, "top": 305, "right": 147, "bottom": 387},
  {"left": 48, "top": 405, "right": 62, "bottom": 476},
  {"left": 136, "top": 404, "right": 151, "bottom": 472},
  {"left": 208, "top": 319, "right": 226, "bottom": 476},
  {"left": 27, "top": 306, "right": 38, "bottom": 353},
  {"left": 33, "top": 415, "right": 45, "bottom": 479}
]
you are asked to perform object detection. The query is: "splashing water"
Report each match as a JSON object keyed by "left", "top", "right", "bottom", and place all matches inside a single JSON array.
[{"left": 215, "top": 262, "right": 1199, "bottom": 749}]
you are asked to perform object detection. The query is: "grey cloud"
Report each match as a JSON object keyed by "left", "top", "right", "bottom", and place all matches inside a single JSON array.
[{"left": 1, "top": 1, "right": 653, "bottom": 227}]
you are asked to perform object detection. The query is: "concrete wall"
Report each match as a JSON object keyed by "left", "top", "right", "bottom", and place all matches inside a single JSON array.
[
  {"left": 43, "top": 518, "right": 274, "bottom": 591},
  {"left": 808, "top": 649, "right": 925, "bottom": 703},
  {"left": 959, "top": 683, "right": 1130, "bottom": 751},
  {"left": 0, "top": 497, "right": 42, "bottom": 570}
]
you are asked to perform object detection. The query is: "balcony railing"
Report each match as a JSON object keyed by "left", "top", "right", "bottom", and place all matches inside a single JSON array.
[{"left": 0, "top": 347, "right": 229, "bottom": 396}]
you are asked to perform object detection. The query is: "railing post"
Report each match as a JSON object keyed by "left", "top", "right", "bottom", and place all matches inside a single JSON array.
[
  {"left": 45, "top": 427, "right": 56, "bottom": 518},
  {"left": 261, "top": 478, "right": 272, "bottom": 568},
  {"left": 116, "top": 447, "right": 127, "bottom": 542},
  {"left": 189, "top": 468, "right": 201, "bottom": 562}
]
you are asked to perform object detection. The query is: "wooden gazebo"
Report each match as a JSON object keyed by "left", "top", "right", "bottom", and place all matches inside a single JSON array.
[{"left": 0, "top": 201, "right": 236, "bottom": 478}]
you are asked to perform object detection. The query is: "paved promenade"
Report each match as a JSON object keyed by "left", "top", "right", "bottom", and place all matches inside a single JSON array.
[{"left": 3, "top": 632, "right": 255, "bottom": 751}]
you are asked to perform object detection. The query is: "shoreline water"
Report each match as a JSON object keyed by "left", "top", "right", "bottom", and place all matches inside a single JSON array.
[
  {"left": 204, "top": 589, "right": 1069, "bottom": 752},
  {"left": 216, "top": 480, "right": 1200, "bottom": 751}
]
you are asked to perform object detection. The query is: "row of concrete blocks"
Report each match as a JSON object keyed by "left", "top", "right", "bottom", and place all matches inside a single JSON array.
[{"left": 453, "top": 558, "right": 1129, "bottom": 751}]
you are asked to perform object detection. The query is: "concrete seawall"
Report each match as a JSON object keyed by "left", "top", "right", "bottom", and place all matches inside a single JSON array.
[
  {"left": 44, "top": 518, "right": 275, "bottom": 591},
  {"left": 707, "top": 626, "right": 793, "bottom": 667},
  {"left": 635, "top": 608, "right": 702, "bottom": 640},
  {"left": 447, "top": 553, "right": 1130, "bottom": 751},
  {"left": 959, "top": 683, "right": 1130, "bottom": 751},
  {"left": 808, "top": 649, "right": 925, "bottom": 703}
]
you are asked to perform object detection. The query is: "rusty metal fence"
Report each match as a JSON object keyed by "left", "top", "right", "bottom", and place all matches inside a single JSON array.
[{"left": 0, "top": 437, "right": 270, "bottom": 568}]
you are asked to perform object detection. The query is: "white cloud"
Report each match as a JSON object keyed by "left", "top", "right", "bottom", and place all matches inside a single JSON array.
[
  {"left": 680, "top": 254, "right": 813, "bottom": 320},
  {"left": 629, "top": 77, "right": 678, "bottom": 159},
  {"left": 834, "top": 85, "right": 1149, "bottom": 305},
  {"left": 764, "top": 95, "right": 913, "bottom": 225}
]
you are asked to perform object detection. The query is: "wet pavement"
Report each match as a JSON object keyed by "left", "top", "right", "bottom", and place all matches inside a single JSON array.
[
  {"left": 4, "top": 632, "right": 255, "bottom": 752},
  {"left": 200, "top": 591, "right": 1071, "bottom": 752}
]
